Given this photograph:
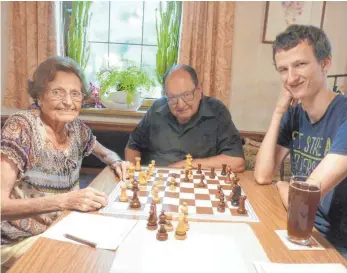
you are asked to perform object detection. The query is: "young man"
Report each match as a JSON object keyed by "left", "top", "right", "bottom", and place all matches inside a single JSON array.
[
  {"left": 254, "top": 25, "right": 347, "bottom": 258},
  {"left": 125, "top": 64, "right": 245, "bottom": 171}
]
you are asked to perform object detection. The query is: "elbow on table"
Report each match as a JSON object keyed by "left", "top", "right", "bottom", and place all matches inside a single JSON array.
[
  {"left": 254, "top": 170, "right": 273, "bottom": 185},
  {"left": 232, "top": 158, "right": 245, "bottom": 173}
]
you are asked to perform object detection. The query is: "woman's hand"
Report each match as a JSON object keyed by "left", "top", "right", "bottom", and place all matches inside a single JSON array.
[
  {"left": 110, "top": 160, "right": 130, "bottom": 181},
  {"left": 61, "top": 187, "right": 108, "bottom": 212}
]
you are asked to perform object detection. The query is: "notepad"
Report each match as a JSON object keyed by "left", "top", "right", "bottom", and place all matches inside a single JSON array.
[
  {"left": 110, "top": 221, "right": 270, "bottom": 273},
  {"left": 42, "top": 212, "right": 137, "bottom": 250},
  {"left": 254, "top": 262, "right": 347, "bottom": 273}
]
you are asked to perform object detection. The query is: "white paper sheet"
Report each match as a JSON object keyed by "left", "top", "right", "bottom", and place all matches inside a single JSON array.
[
  {"left": 254, "top": 262, "right": 347, "bottom": 273},
  {"left": 42, "top": 212, "right": 137, "bottom": 250},
  {"left": 110, "top": 221, "right": 269, "bottom": 273}
]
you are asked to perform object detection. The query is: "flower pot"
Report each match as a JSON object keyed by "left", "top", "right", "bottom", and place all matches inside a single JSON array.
[{"left": 101, "top": 91, "right": 143, "bottom": 111}]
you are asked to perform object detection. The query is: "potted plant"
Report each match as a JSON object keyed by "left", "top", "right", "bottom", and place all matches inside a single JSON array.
[
  {"left": 64, "top": 1, "right": 93, "bottom": 70},
  {"left": 155, "top": 2, "right": 182, "bottom": 85},
  {"left": 96, "top": 60, "right": 155, "bottom": 111}
]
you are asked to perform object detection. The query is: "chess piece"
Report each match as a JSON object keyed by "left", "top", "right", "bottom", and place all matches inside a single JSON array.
[
  {"left": 135, "top": 157, "right": 141, "bottom": 171},
  {"left": 158, "top": 210, "right": 167, "bottom": 225},
  {"left": 119, "top": 184, "right": 128, "bottom": 202},
  {"left": 217, "top": 192, "right": 226, "bottom": 212},
  {"left": 126, "top": 181, "right": 133, "bottom": 189},
  {"left": 198, "top": 174, "right": 206, "bottom": 188},
  {"left": 151, "top": 160, "right": 156, "bottom": 169},
  {"left": 130, "top": 181, "right": 141, "bottom": 208},
  {"left": 148, "top": 163, "right": 154, "bottom": 176},
  {"left": 165, "top": 213, "right": 174, "bottom": 232},
  {"left": 152, "top": 186, "right": 160, "bottom": 204},
  {"left": 237, "top": 195, "right": 247, "bottom": 215},
  {"left": 158, "top": 173, "right": 164, "bottom": 185},
  {"left": 156, "top": 224, "right": 168, "bottom": 241},
  {"left": 169, "top": 177, "right": 176, "bottom": 190},
  {"left": 183, "top": 214, "right": 189, "bottom": 231},
  {"left": 128, "top": 164, "right": 135, "bottom": 182},
  {"left": 210, "top": 167, "right": 215, "bottom": 179},
  {"left": 139, "top": 172, "right": 147, "bottom": 185},
  {"left": 221, "top": 164, "right": 227, "bottom": 176},
  {"left": 184, "top": 169, "right": 190, "bottom": 182},
  {"left": 233, "top": 173, "right": 240, "bottom": 183},
  {"left": 216, "top": 185, "right": 222, "bottom": 199},
  {"left": 227, "top": 190, "right": 234, "bottom": 202},
  {"left": 175, "top": 213, "right": 187, "bottom": 240},
  {"left": 188, "top": 169, "right": 193, "bottom": 179},
  {"left": 231, "top": 184, "right": 241, "bottom": 206},
  {"left": 197, "top": 163, "right": 202, "bottom": 174},
  {"left": 181, "top": 202, "right": 188, "bottom": 215},
  {"left": 147, "top": 203, "right": 158, "bottom": 230},
  {"left": 232, "top": 173, "right": 240, "bottom": 185},
  {"left": 225, "top": 169, "right": 232, "bottom": 184}
]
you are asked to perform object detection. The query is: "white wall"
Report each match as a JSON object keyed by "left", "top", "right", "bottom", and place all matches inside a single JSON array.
[
  {"left": 230, "top": 1, "right": 347, "bottom": 132},
  {"left": 1, "top": 1, "right": 9, "bottom": 106}
]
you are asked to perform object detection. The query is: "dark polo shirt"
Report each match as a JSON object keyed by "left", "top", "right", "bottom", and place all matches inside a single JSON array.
[{"left": 126, "top": 96, "right": 244, "bottom": 166}]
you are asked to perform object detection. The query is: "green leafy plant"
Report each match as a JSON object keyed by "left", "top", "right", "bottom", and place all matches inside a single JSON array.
[
  {"left": 155, "top": 2, "right": 182, "bottom": 85},
  {"left": 65, "top": 1, "right": 93, "bottom": 70},
  {"left": 97, "top": 60, "right": 155, "bottom": 105}
]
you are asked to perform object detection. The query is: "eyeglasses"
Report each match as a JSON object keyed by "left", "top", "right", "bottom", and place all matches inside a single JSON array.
[
  {"left": 166, "top": 88, "right": 196, "bottom": 106},
  {"left": 48, "top": 88, "right": 84, "bottom": 102}
]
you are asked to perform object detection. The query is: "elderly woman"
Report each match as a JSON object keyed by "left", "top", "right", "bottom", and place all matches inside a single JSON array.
[{"left": 0, "top": 56, "right": 128, "bottom": 269}]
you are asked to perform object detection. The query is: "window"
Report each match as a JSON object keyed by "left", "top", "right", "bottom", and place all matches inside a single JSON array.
[{"left": 64, "top": 1, "right": 163, "bottom": 98}]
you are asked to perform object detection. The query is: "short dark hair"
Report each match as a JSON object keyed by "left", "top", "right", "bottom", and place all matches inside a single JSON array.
[
  {"left": 28, "top": 56, "right": 87, "bottom": 102},
  {"left": 162, "top": 64, "right": 199, "bottom": 91},
  {"left": 272, "top": 24, "right": 332, "bottom": 66}
]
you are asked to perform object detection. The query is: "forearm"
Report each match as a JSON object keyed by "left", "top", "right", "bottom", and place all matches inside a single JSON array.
[
  {"left": 1, "top": 194, "right": 64, "bottom": 221},
  {"left": 125, "top": 148, "right": 141, "bottom": 165},
  {"left": 193, "top": 155, "right": 245, "bottom": 172},
  {"left": 308, "top": 154, "right": 347, "bottom": 198},
  {"left": 92, "top": 141, "right": 121, "bottom": 165},
  {"left": 254, "top": 111, "right": 283, "bottom": 183}
]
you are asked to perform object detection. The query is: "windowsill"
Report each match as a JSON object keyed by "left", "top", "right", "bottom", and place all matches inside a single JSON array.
[
  {"left": 80, "top": 98, "right": 156, "bottom": 117},
  {"left": 80, "top": 108, "right": 146, "bottom": 117}
]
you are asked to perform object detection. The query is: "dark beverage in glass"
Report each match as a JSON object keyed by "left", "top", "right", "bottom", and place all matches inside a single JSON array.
[{"left": 287, "top": 176, "right": 321, "bottom": 245}]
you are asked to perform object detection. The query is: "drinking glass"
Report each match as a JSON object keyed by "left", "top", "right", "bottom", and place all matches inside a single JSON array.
[{"left": 287, "top": 175, "right": 321, "bottom": 246}]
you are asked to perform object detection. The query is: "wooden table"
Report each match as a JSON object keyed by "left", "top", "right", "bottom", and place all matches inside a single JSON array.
[{"left": 8, "top": 168, "right": 347, "bottom": 273}]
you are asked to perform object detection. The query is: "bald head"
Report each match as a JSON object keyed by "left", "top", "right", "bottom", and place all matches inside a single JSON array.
[{"left": 163, "top": 64, "right": 198, "bottom": 91}]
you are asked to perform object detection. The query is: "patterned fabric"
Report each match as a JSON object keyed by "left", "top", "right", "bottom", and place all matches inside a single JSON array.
[
  {"left": 0, "top": 109, "right": 96, "bottom": 245},
  {"left": 3, "top": 2, "right": 57, "bottom": 109},
  {"left": 179, "top": 1, "right": 235, "bottom": 106}
]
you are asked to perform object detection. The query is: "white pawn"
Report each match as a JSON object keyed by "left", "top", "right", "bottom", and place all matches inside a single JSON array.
[
  {"left": 158, "top": 173, "right": 164, "bottom": 185},
  {"left": 119, "top": 184, "right": 128, "bottom": 202},
  {"left": 152, "top": 186, "right": 160, "bottom": 204},
  {"left": 181, "top": 202, "right": 188, "bottom": 215},
  {"left": 135, "top": 157, "right": 141, "bottom": 171},
  {"left": 169, "top": 177, "right": 176, "bottom": 190},
  {"left": 165, "top": 213, "right": 174, "bottom": 232}
]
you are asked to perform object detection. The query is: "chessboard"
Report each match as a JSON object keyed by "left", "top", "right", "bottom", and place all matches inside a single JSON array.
[{"left": 101, "top": 167, "right": 259, "bottom": 222}]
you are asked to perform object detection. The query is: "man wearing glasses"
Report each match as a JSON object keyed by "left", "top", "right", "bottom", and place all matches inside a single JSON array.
[{"left": 125, "top": 64, "right": 245, "bottom": 171}]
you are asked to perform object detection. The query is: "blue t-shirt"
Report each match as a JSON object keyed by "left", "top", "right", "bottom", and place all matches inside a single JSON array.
[{"left": 277, "top": 94, "right": 347, "bottom": 246}]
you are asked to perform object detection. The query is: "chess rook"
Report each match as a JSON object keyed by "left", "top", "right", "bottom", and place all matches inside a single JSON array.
[
  {"left": 237, "top": 195, "right": 247, "bottom": 215},
  {"left": 221, "top": 164, "right": 227, "bottom": 176}
]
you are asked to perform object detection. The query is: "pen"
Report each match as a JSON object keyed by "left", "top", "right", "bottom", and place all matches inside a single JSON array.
[{"left": 64, "top": 233, "right": 97, "bottom": 248}]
